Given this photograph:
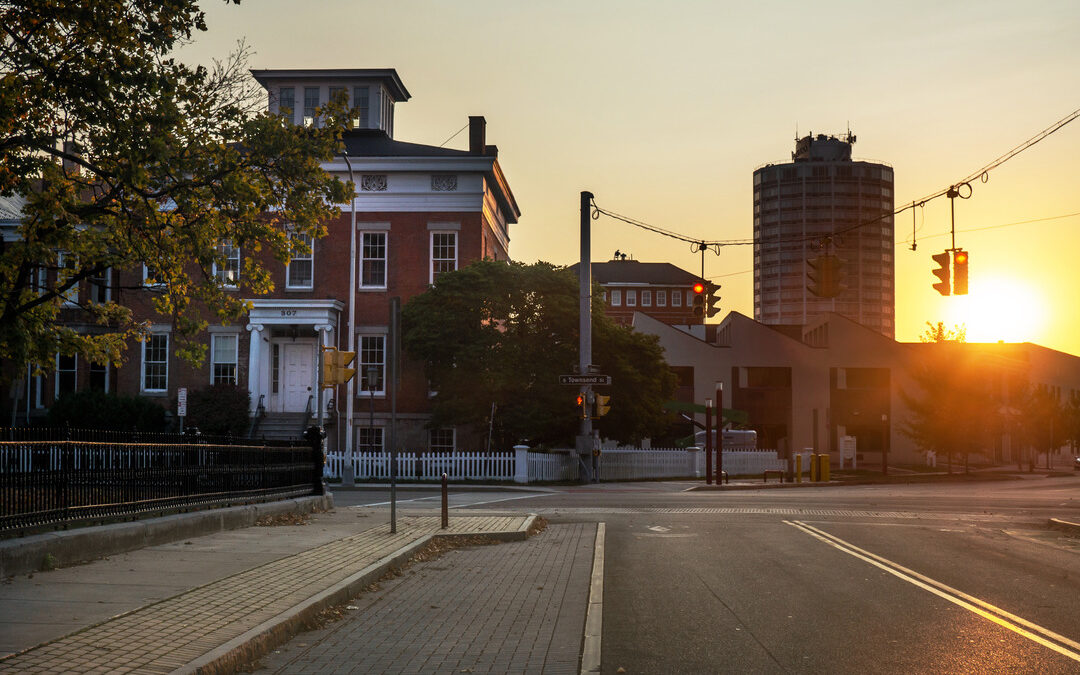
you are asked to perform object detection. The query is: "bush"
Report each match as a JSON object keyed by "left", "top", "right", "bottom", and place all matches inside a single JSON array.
[
  {"left": 47, "top": 390, "right": 168, "bottom": 431},
  {"left": 186, "top": 384, "right": 251, "bottom": 436}
]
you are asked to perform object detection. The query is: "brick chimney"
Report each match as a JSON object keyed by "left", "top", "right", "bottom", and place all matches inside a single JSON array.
[{"left": 468, "top": 116, "right": 486, "bottom": 155}]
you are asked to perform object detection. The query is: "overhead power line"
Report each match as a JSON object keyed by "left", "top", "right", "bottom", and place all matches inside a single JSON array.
[{"left": 592, "top": 105, "right": 1080, "bottom": 249}]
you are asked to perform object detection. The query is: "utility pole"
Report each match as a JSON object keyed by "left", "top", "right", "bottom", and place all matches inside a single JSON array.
[{"left": 577, "top": 191, "right": 594, "bottom": 483}]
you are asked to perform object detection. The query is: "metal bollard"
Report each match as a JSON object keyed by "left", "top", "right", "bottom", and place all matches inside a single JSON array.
[
  {"left": 821, "top": 455, "right": 830, "bottom": 482},
  {"left": 795, "top": 454, "right": 803, "bottom": 483},
  {"left": 810, "top": 454, "right": 819, "bottom": 483},
  {"left": 441, "top": 472, "right": 448, "bottom": 529}
]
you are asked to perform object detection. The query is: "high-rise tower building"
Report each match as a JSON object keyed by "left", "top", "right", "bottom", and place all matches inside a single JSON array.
[{"left": 753, "top": 134, "right": 895, "bottom": 337}]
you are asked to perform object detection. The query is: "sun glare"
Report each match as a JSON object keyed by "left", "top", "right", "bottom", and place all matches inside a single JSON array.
[{"left": 943, "top": 276, "right": 1047, "bottom": 344}]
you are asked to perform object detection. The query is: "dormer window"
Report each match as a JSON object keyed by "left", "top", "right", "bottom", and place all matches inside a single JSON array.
[{"left": 353, "top": 86, "right": 369, "bottom": 128}]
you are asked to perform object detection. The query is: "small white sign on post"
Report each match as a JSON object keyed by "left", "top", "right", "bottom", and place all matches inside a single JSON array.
[{"left": 177, "top": 387, "right": 188, "bottom": 417}]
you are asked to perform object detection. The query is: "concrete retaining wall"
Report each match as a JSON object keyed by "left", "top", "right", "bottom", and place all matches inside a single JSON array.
[{"left": 0, "top": 494, "right": 333, "bottom": 578}]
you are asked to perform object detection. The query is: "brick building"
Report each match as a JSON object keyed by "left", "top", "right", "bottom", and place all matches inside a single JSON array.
[
  {"left": 6, "top": 68, "right": 521, "bottom": 456},
  {"left": 571, "top": 257, "right": 713, "bottom": 326}
]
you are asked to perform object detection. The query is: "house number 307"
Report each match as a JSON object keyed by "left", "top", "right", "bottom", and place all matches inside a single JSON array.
[{"left": 280, "top": 309, "right": 297, "bottom": 317}]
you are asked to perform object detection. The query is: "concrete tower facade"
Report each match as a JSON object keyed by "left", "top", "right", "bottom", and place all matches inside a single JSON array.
[{"left": 753, "top": 134, "right": 895, "bottom": 337}]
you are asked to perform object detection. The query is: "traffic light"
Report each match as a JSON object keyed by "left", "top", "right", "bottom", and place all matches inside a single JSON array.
[
  {"left": 593, "top": 394, "right": 611, "bottom": 418},
  {"left": 692, "top": 282, "right": 706, "bottom": 317},
  {"left": 807, "top": 255, "right": 843, "bottom": 298},
  {"left": 931, "top": 251, "right": 951, "bottom": 296},
  {"left": 576, "top": 393, "right": 587, "bottom": 419},
  {"left": 322, "top": 348, "right": 356, "bottom": 387},
  {"left": 952, "top": 249, "right": 969, "bottom": 295},
  {"left": 706, "top": 287, "right": 722, "bottom": 318}
]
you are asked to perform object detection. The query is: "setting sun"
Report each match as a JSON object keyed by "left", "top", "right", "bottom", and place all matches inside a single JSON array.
[{"left": 943, "top": 276, "right": 1048, "bottom": 344}]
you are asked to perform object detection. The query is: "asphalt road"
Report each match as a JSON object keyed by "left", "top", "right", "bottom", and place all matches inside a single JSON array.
[{"left": 326, "top": 476, "right": 1080, "bottom": 673}]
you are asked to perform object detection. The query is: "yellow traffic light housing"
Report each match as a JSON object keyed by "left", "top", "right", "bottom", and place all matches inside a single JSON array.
[
  {"left": 691, "top": 282, "right": 706, "bottom": 317},
  {"left": 593, "top": 394, "right": 611, "bottom": 418},
  {"left": 952, "top": 249, "right": 969, "bottom": 295},
  {"left": 931, "top": 251, "right": 951, "bottom": 296},
  {"left": 322, "top": 347, "right": 357, "bottom": 387}
]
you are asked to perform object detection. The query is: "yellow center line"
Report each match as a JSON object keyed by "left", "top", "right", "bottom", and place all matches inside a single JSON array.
[{"left": 784, "top": 519, "right": 1080, "bottom": 663}]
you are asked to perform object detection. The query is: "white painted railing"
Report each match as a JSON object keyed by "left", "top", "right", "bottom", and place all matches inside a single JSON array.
[{"left": 325, "top": 447, "right": 800, "bottom": 483}]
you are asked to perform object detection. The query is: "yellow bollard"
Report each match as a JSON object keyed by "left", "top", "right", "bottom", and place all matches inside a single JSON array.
[
  {"left": 795, "top": 454, "right": 803, "bottom": 483},
  {"left": 809, "top": 454, "right": 818, "bottom": 482},
  {"left": 821, "top": 454, "right": 830, "bottom": 482}
]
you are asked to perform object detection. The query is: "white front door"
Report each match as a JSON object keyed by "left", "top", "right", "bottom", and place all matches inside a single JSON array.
[{"left": 281, "top": 342, "right": 315, "bottom": 412}]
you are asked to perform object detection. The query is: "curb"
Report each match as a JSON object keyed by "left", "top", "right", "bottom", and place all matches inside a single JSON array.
[
  {"left": 0, "top": 494, "right": 334, "bottom": 578},
  {"left": 1048, "top": 518, "right": 1080, "bottom": 536},
  {"left": 179, "top": 514, "right": 538, "bottom": 675}
]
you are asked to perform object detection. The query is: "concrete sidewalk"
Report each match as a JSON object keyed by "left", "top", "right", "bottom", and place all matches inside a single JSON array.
[{"left": 0, "top": 507, "right": 536, "bottom": 674}]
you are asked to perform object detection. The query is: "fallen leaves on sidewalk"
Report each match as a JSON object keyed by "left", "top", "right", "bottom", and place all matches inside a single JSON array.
[{"left": 255, "top": 512, "right": 311, "bottom": 527}]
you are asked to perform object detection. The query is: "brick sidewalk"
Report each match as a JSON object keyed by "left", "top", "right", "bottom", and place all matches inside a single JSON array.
[
  {"left": 258, "top": 522, "right": 596, "bottom": 675},
  {"left": 0, "top": 515, "right": 532, "bottom": 674}
]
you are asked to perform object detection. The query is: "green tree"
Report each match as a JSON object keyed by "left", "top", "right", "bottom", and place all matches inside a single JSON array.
[
  {"left": 902, "top": 323, "right": 992, "bottom": 471},
  {"left": 920, "top": 321, "right": 966, "bottom": 343},
  {"left": 0, "top": 2, "right": 351, "bottom": 379},
  {"left": 401, "top": 260, "right": 677, "bottom": 448},
  {"left": 1015, "top": 383, "right": 1065, "bottom": 470}
]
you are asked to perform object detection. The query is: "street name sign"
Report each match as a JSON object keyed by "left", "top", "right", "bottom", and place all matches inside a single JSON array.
[{"left": 559, "top": 374, "right": 612, "bottom": 386}]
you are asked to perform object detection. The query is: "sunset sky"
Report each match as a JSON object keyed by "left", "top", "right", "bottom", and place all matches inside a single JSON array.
[{"left": 178, "top": 0, "right": 1080, "bottom": 355}]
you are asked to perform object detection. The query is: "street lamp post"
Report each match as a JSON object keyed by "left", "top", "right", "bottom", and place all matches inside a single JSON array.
[{"left": 340, "top": 151, "right": 357, "bottom": 467}]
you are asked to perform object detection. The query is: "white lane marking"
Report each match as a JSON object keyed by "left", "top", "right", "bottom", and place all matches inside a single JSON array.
[
  {"left": 359, "top": 496, "right": 440, "bottom": 507},
  {"left": 581, "top": 522, "right": 605, "bottom": 675},
  {"left": 785, "top": 520, "right": 1080, "bottom": 663},
  {"left": 450, "top": 492, "right": 546, "bottom": 508},
  {"left": 648, "top": 525, "right": 671, "bottom": 533}
]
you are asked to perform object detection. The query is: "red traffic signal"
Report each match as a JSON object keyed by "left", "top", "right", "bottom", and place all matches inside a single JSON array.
[
  {"left": 952, "top": 249, "right": 969, "bottom": 295},
  {"left": 692, "top": 282, "right": 706, "bottom": 317}
]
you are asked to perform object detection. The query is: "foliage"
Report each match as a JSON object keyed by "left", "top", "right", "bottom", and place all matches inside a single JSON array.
[
  {"left": 900, "top": 345, "right": 994, "bottom": 468},
  {"left": 920, "top": 321, "right": 966, "bottom": 343},
  {"left": 185, "top": 383, "right": 250, "bottom": 436},
  {"left": 46, "top": 389, "right": 167, "bottom": 431},
  {"left": 401, "top": 260, "right": 677, "bottom": 448},
  {"left": 0, "top": 2, "right": 351, "bottom": 381}
]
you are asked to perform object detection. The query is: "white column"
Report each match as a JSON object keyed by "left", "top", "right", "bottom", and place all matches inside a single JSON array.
[{"left": 245, "top": 323, "right": 265, "bottom": 415}]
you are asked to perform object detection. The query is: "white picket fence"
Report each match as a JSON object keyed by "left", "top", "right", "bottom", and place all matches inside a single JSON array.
[{"left": 327, "top": 447, "right": 804, "bottom": 484}]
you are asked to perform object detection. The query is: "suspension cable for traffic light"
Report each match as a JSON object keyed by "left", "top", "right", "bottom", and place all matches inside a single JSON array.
[{"left": 591, "top": 104, "right": 1080, "bottom": 251}]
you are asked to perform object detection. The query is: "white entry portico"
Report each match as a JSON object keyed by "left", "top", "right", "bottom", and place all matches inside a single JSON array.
[{"left": 246, "top": 299, "right": 343, "bottom": 414}]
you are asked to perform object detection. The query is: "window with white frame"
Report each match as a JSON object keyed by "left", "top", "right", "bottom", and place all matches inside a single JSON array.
[
  {"left": 88, "top": 267, "right": 110, "bottom": 304},
  {"left": 143, "top": 264, "right": 164, "bottom": 287},
  {"left": 352, "top": 86, "right": 369, "bottom": 128},
  {"left": 429, "top": 428, "right": 455, "bottom": 452},
  {"left": 57, "top": 251, "right": 78, "bottom": 305},
  {"left": 626, "top": 290, "right": 637, "bottom": 307},
  {"left": 358, "top": 426, "right": 383, "bottom": 453},
  {"left": 430, "top": 231, "right": 457, "bottom": 284},
  {"left": 55, "top": 353, "right": 77, "bottom": 398},
  {"left": 657, "top": 290, "right": 667, "bottom": 306},
  {"left": 359, "top": 335, "right": 385, "bottom": 395},
  {"left": 671, "top": 289, "right": 682, "bottom": 306},
  {"left": 211, "top": 334, "right": 238, "bottom": 385},
  {"left": 328, "top": 86, "right": 344, "bottom": 106},
  {"left": 286, "top": 232, "right": 314, "bottom": 289},
  {"left": 214, "top": 240, "right": 240, "bottom": 287},
  {"left": 360, "top": 231, "right": 387, "bottom": 288},
  {"left": 303, "top": 87, "right": 319, "bottom": 126},
  {"left": 278, "top": 87, "right": 295, "bottom": 123},
  {"left": 642, "top": 290, "right": 652, "bottom": 307},
  {"left": 610, "top": 289, "right": 622, "bottom": 306},
  {"left": 142, "top": 333, "right": 169, "bottom": 392}
]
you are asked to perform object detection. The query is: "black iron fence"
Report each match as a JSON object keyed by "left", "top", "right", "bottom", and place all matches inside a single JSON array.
[{"left": 0, "top": 427, "right": 322, "bottom": 536}]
